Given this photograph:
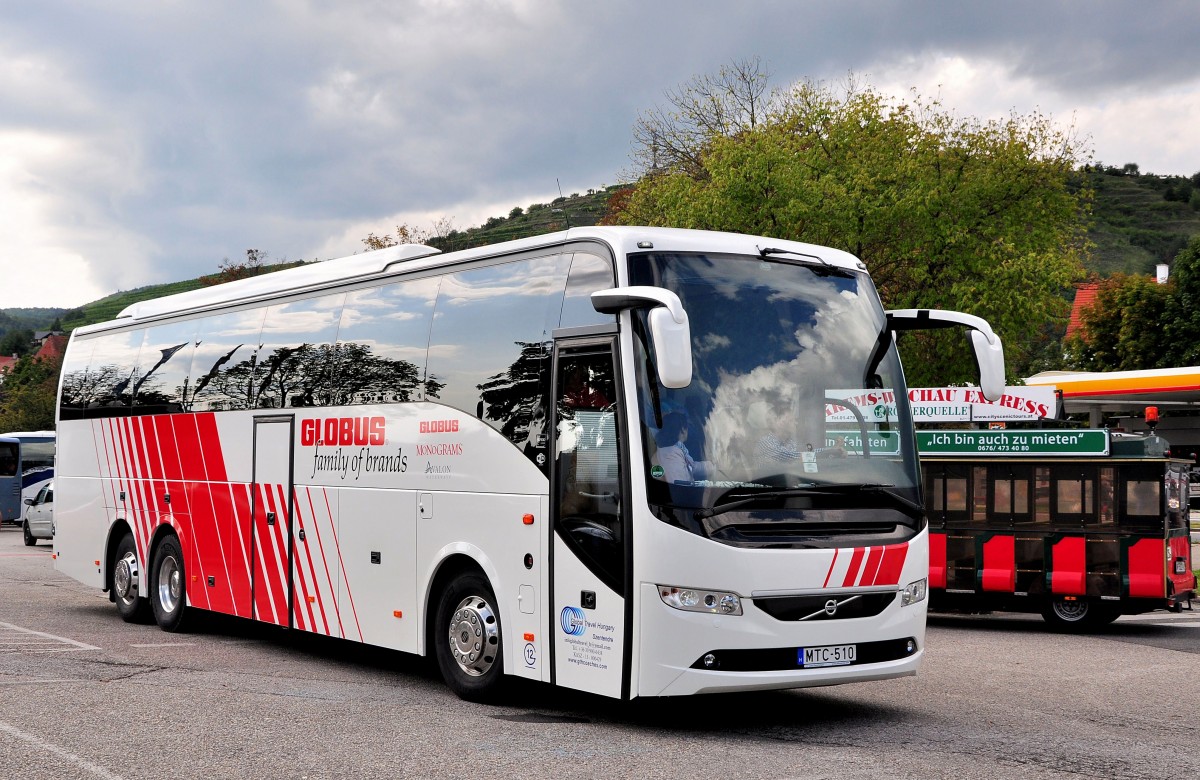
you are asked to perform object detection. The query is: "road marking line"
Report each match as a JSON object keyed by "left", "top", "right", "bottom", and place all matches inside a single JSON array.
[
  {"left": 0, "top": 720, "right": 127, "bottom": 780},
  {"left": 129, "top": 642, "right": 195, "bottom": 647},
  {"left": 0, "top": 621, "right": 100, "bottom": 650}
]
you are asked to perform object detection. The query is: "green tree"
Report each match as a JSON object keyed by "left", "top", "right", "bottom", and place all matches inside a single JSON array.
[
  {"left": 0, "top": 329, "right": 33, "bottom": 359},
  {"left": 613, "top": 65, "right": 1091, "bottom": 385},
  {"left": 0, "top": 352, "right": 61, "bottom": 430},
  {"left": 1164, "top": 236, "right": 1200, "bottom": 365},
  {"left": 1065, "top": 274, "right": 1173, "bottom": 371},
  {"left": 362, "top": 219, "right": 457, "bottom": 251},
  {"left": 205, "top": 248, "right": 269, "bottom": 286}
]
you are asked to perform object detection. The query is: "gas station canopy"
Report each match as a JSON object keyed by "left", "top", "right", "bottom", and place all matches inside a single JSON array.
[{"left": 1025, "top": 367, "right": 1200, "bottom": 414}]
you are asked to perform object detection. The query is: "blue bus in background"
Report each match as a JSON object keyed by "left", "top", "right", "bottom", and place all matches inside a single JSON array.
[{"left": 0, "top": 431, "right": 55, "bottom": 524}]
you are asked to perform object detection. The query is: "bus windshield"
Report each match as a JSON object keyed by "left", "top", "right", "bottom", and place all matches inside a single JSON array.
[{"left": 629, "top": 251, "right": 919, "bottom": 521}]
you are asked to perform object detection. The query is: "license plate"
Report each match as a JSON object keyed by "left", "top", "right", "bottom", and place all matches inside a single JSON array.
[{"left": 799, "top": 644, "right": 856, "bottom": 668}]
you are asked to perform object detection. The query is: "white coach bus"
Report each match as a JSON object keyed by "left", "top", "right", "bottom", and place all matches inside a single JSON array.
[{"left": 53, "top": 226, "right": 1003, "bottom": 701}]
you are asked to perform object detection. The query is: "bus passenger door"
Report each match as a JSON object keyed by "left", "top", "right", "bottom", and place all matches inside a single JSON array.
[
  {"left": 551, "top": 341, "right": 628, "bottom": 698},
  {"left": 251, "top": 416, "right": 294, "bottom": 627}
]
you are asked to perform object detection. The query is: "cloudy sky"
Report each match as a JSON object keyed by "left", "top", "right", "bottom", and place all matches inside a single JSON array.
[{"left": 2, "top": 1, "right": 1198, "bottom": 310}]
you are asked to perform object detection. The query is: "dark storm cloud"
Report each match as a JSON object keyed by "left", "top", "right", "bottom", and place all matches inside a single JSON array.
[{"left": 0, "top": 0, "right": 1196, "bottom": 307}]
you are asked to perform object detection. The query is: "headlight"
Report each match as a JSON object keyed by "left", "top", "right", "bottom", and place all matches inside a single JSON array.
[
  {"left": 900, "top": 578, "right": 927, "bottom": 607},
  {"left": 658, "top": 585, "right": 743, "bottom": 615}
]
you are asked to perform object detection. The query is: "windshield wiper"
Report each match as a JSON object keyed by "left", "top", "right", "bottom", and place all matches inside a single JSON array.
[
  {"left": 695, "top": 483, "right": 918, "bottom": 519},
  {"left": 756, "top": 246, "right": 854, "bottom": 278}
]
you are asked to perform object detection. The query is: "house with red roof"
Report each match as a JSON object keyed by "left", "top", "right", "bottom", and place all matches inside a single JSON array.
[
  {"left": 1065, "top": 281, "right": 1100, "bottom": 341},
  {"left": 0, "top": 332, "right": 66, "bottom": 386}
]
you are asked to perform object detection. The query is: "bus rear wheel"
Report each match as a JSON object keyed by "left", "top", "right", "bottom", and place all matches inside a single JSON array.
[
  {"left": 150, "top": 535, "right": 187, "bottom": 632},
  {"left": 113, "top": 532, "right": 149, "bottom": 623},
  {"left": 434, "top": 572, "right": 504, "bottom": 702}
]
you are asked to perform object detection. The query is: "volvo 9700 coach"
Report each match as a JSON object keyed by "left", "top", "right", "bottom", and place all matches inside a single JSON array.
[{"left": 53, "top": 226, "right": 1003, "bottom": 701}]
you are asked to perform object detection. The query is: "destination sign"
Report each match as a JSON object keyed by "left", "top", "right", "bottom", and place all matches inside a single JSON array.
[
  {"left": 916, "top": 429, "right": 1110, "bottom": 456},
  {"left": 824, "top": 431, "right": 902, "bottom": 455}
]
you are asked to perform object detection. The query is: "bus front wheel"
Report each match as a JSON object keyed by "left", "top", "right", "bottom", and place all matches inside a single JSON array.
[
  {"left": 113, "top": 532, "right": 149, "bottom": 623},
  {"left": 434, "top": 572, "right": 504, "bottom": 702},
  {"left": 150, "top": 535, "right": 187, "bottom": 632}
]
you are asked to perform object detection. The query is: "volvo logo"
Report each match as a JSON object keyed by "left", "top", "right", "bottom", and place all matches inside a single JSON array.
[{"left": 824, "top": 599, "right": 839, "bottom": 616}]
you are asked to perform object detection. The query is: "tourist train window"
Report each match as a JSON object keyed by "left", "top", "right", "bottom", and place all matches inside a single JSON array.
[
  {"left": 991, "top": 464, "right": 1032, "bottom": 525},
  {"left": 1034, "top": 466, "right": 1051, "bottom": 524},
  {"left": 1054, "top": 465, "right": 1096, "bottom": 525},
  {"left": 1125, "top": 478, "right": 1160, "bottom": 516},
  {"left": 925, "top": 464, "right": 968, "bottom": 524},
  {"left": 971, "top": 466, "right": 987, "bottom": 524},
  {"left": 1095, "top": 467, "right": 1115, "bottom": 526}
]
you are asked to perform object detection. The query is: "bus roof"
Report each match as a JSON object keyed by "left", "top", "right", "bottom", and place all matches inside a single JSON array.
[
  {"left": 0, "top": 431, "right": 55, "bottom": 440},
  {"left": 80, "top": 226, "right": 865, "bottom": 334}
]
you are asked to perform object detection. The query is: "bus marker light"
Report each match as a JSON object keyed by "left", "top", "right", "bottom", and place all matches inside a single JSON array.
[
  {"left": 308, "top": 596, "right": 316, "bottom": 604},
  {"left": 393, "top": 610, "right": 403, "bottom": 618},
  {"left": 524, "top": 633, "right": 534, "bottom": 641},
  {"left": 522, "top": 514, "right": 534, "bottom": 525},
  {"left": 94, "top": 560, "right": 100, "bottom": 567}
]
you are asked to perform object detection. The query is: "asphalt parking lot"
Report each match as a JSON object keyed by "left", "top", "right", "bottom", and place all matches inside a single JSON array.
[{"left": 1, "top": 522, "right": 1198, "bottom": 780}]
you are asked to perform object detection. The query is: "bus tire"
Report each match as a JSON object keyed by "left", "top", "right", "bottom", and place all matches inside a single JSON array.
[
  {"left": 113, "top": 532, "right": 149, "bottom": 623},
  {"left": 150, "top": 535, "right": 187, "bottom": 632},
  {"left": 434, "top": 572, "right": 504, "bottom": 702},
  {"left": 23, "top": 520, "right": 36, "bottom": 546},
  {"left": 1041, "top": 597, "right": 1102, "bottom": 632}
]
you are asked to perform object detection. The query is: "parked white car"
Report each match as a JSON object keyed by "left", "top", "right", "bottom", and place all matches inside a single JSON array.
[{"left": 23, "top": 481, "right": 53, "bottom": 546}]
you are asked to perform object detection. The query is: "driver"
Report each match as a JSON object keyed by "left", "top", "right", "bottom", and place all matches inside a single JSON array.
[{"left": 654, "top": 412, "right": 714, "bottom": 483}]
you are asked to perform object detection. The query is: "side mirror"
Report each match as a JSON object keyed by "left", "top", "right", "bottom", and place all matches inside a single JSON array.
[
  {"left": 886, "top": 308, "right": 1006, "bottom": 401},
  {"left": 23, "top": 498, "right": 34, "bottom": 506},
  {"left": 592, "top": 286, "right": 692, "bottom": 388}
]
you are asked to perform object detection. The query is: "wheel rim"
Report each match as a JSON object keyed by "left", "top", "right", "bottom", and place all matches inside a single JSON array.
[
  {"left": 447, "top": 595, "right": 499, "bottom": 677},
  {"left": 114, "top": 551, "right": 139, "bottom": 605},
  {"left": 156, "top": 553, "right": 182, "bottom": 614},
  {"left": 1051, "top": 599, "right": 1088, "bottom": 622}
]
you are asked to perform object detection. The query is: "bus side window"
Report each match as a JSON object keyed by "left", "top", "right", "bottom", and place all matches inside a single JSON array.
[
  {"left": 427, "top": 255, "right": 569, "bottom": 447},
  {"left": 335, "top": 277, "right": 439, "bottom": 405},
  {"left": 85, "top": 328, "right": 147, "bottom": 417},
  {"left": 0, "top": 444, "right": 16, "bottom": 477},
  {"left": 253, "top": 293, "right": 344, "bottom": 409},
  {"left": 559, "top": 251, "right": 616, "bottom": 328}
]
